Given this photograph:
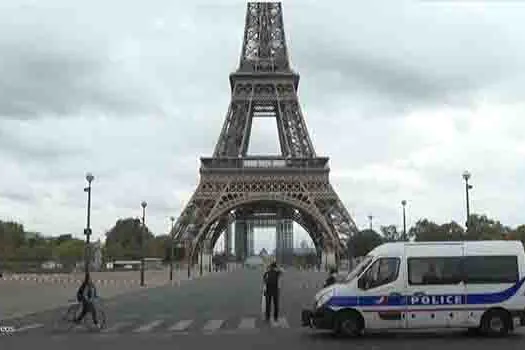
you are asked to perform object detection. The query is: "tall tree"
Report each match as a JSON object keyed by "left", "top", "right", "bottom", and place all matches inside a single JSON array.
[
  {"left": 348, "top": 229, "right": 384, "bottom": 257},
  {"left": 105, "top": 218, "right": 154, "bottom": 260},
  {"left": 508, "top": 225, "right": 525, "bottom": 247},
  {"left": 380, "top": 225, "right": 403, "bottom": 242},
  {"left": 466, "top": 214, "right": 511, "bottom": 240},
  {"left": 410, "top": 219, "right": 447, "bottom": 241},
  {"left": 53, "top": 239, "right": 85, "bottom": 265},
  {"left": 0, "top": 221, "right": 26, "bottom": 260},
  {"left": 440, "top": 221, "right": 465, "bottom": 240}
]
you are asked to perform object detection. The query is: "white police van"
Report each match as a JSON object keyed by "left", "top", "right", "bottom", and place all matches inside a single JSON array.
[{"left": 301, "top": 241, "right": 525, "bottom": 337}]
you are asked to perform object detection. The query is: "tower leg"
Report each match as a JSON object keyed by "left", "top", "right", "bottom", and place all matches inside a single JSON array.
[
  {"left": 235, "top": 221, "right": 247, "bottom": 262},
  {"left": 225, "top": 224, "right": 232, "bottom": 256},
  {"left": 199, "top": 240, "right": 213, "bottom": 273},
  {"left": 322, "top": 249, "right": 336, "bottom": 271},
  {"left": 247, "top": 221, "right": 254, "bottom": 256}
]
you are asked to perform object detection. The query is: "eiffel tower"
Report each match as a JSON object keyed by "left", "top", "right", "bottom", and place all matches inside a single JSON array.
[{"left": 172, "top": 2, "right": 358, "bottom": 272}]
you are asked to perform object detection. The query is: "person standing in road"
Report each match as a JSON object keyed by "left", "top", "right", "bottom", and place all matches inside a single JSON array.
[
  {"left": 324, "top": 267, "right": 338, "bottom": 288},
  {"left": 263, "top": 262, "right": 282, "bottom": 324}
]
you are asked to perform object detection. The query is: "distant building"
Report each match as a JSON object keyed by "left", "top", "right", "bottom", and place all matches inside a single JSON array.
[
  {"left": 293, "top": 247, "right": 316, "bottom": 256},
  {"left": 41, "top": 261, "right": 62, "bottom": 270},
  {"left": 299, "top": 239, "right": 310, "bottom": 249},
  {"left": 244, "top": 255, "right": 264, "bottom": 269}
]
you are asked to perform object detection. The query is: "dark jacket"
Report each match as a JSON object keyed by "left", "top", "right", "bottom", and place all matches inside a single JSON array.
[
  {"left": 77, "top": 280, "right": 96, "bottom": 302},
  {"left": 263, "top": 267, "right": 282, "bottom": 292},
  {"left": 324, "top": 274, "right": 337, "bottom": 288}
]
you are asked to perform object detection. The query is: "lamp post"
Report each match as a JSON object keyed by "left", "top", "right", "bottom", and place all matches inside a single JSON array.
[
  {"left": 83, "top": 173, "right": 94, "bottom": 278},
  {"left": 462, "top": 171, "right": 473, "bottom": 233},
  {"left": 169, "top": 216, "right": 175, "bottom": 281},
  {"left": 401, "top": 200, "right": 407, "bottom": 240},
  {"left": 199, "top": 241, "right": 203, "bottom": 276},
  {"left": 368, "top": 215, "right": 373, "bottom": 231},
  {"left": 187, "top": 240, "right": 191, "bottom": 279},
  {"left": 140, "top": 201, "right": 147, "bottom": 287}
]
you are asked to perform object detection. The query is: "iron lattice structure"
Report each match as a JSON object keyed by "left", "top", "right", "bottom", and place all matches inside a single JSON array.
[{"left": 172, "top": 2, "right": 358, "bottom": 262}]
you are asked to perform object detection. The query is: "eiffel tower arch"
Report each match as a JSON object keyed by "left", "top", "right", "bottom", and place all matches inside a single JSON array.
[{"left": 172, "top": 2, "right": 358, "bottom": 272}]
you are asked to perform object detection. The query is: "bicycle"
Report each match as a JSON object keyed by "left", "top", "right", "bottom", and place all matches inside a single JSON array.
[{"left": 54, "top": 296, "right": 107, "bottom": 332}]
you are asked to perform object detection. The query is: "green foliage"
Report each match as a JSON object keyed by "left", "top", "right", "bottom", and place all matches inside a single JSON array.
[
  {"left": 380, "top": 225, "right": 404, "bottom": 242},
  {"left": 348, "top": 229, "right": 384, "bottom": 257},
  {"left": 409, "top": 219, "right": 455, "bottom": 241},
  {"left": 0, "top": 221, "right": 86, "bottom": 271},
  {"left": 104, "top": 217, "right": 167, "bottom": 260},
  {"left": 104, "top": 218, "right": 152, "bottom": 260},
  {"left": 2, "top": 211, "right": 525, "bottom": 269},
  {"left": 345, "top": 213, "right": 525, "bottom": 257},
  {"left": 53, "top": 239, "right": 85, "bottom": 264}
]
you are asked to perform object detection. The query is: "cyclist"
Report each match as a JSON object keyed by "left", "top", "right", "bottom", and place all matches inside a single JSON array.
[{"left": 74, "top": 272, "right": 99, "bottom": 327}]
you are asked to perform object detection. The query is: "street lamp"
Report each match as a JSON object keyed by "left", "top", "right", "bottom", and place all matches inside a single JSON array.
[
  {"left": 199, "top": 241, "right": 203, "bottom": 276},
  {"left": 367, "top": 215, "right": 373, "bottom": 231},
  {"left": 140, "top": 201, "right": 147, "bottom": 287},
  {"left": 84, "top": 172, "right": 94, "bottom": 278},
  {"left": 401, "top": 200, "right": 407, "bottom": 240},
  {"left": 186, "top": 239, "right": 192, "bottom": 279},
  {"left": 169, "top": 216, "right": 175, "bottom": 281},
  {"left": 462, "top": 171, "right": 473, "bottom": 233}
]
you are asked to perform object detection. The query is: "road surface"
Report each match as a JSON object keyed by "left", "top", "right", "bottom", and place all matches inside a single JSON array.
[
  {"left": 0, "top": 267, "right": 218, "bottom": 320},
  {"left": 2, "top": 268, "right": 525, "bottom": 350}
]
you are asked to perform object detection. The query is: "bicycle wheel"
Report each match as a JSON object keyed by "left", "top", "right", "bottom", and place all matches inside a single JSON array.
[
  {"left": 54, "top": 303, "right": 81, "bottom": 331},
  {"left": 86, "top": 308, "right": 107, "bottom": 331}
]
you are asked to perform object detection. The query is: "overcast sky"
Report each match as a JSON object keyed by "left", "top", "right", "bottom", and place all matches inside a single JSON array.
[{"left": 1, "top": 0, "right": 524, "bottom": 251}]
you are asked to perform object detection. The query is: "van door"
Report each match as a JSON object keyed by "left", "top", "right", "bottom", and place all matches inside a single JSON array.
[
  {"left": 404, "top": 244, "right": 466, "bottom": 329},
  {"left": 356, "top": 256, "right": 406, "bottom": 330},
  {"left": 462, "top": 243, "right": 521, "bottom": 327}
]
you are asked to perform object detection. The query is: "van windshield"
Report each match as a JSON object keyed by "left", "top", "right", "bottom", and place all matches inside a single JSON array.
[{"left": 344, "top": 255, "right": 374, "bottom": 282}]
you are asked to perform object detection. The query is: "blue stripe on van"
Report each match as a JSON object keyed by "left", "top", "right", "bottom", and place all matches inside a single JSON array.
[{"left": 326, "top": 277, "right": 525, "bottom": 308}]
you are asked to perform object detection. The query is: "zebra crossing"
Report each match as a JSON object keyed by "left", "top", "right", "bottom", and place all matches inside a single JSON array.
[{"left": 10, "top": 315, "right": 294, "bottom": 336}]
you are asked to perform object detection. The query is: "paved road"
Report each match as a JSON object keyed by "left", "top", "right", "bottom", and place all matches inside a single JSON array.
[
  {"left": 0, "top": 268, "right": 214, "bottom": 320},
  {"left": 3, "top": 268, "right": 525, "bottom": 350},
  {"left": 2, "top": 268, "right": 326, "bottom": 335}
]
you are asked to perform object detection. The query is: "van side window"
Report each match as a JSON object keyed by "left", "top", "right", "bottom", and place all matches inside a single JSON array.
[
  {"left": 359, "top": 257, "right": 400, "bottom": 289},
  {"left": 408, "top": 257, "right": 462, "bottom": 285},
  {"left": 463, "top": 255, "right": 518, "bottom": 284}
]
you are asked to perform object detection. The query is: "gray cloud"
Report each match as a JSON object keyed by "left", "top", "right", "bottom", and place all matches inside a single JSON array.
[
  {"left": 0, "top": 39, "right": 164, "bottom": 119},
  {"left": 287, "top": 1, "right": 525, "bottom": 117},
  {"left": 0, "top": 121, "right": 87, "bottom": 163},
  {"left": 0, "top": 188, "right": 35, "bottom": 203}
]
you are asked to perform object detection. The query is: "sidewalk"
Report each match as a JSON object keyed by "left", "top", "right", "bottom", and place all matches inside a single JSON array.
[{"left": 0, "top": 267, "right": 231, "bottom": 321}]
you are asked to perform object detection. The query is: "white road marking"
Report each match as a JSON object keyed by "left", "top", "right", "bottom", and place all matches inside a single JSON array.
[
  {"left": 101, "top": 321, "right": 131, "bottom": 333},
  {"left": 14, "top": 323, "right": 43, "bottom": 332},
  {"left": 238, "top": 317, "right": 256, "bottom": 329},
  {"left": 132, "top": 320, "right": 163, "bottom": 333},
  {"left": 202, "top": 319, "right": 224, "bottom": 332},
  {"left": 168, "top": 320, "right": 193, "bottom": 331}
]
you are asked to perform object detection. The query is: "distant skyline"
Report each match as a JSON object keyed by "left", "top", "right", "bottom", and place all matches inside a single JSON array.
[{"left": 214, "top": 224, "right": 313, "bottom": 254}]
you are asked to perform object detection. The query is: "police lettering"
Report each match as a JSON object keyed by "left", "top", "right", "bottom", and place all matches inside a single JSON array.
[{"left": 410, "top": 295, "right": 462, "bottom": 305}]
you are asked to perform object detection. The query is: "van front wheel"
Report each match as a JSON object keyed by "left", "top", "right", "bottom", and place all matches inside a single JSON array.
[
  {"left": 334, "top": 310, "right": 364, "bottom": 337},
  {"left": 480, "top": 309, "right": 511, "bottom": 337}
]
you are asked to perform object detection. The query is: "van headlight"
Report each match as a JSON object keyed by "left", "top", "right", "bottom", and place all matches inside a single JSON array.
[{"left": 315, "top": 291, "right": 332, "bottom": 309}]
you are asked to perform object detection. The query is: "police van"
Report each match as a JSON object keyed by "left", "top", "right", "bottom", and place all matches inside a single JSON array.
[{"left": 301, "top": 240, "right": 525, "bottom": 337}]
